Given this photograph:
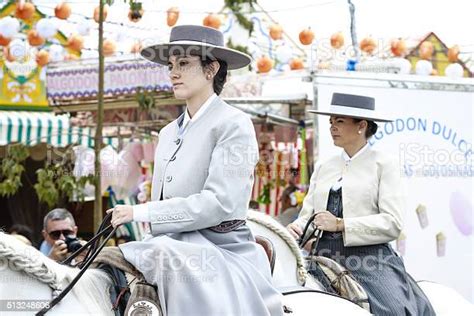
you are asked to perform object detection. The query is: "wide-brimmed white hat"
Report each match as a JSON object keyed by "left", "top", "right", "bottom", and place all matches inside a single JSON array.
[
  {"left": 308, "top": 93, "right": 393, "bottom": 122},
  {"left": 140, "top": 25, "right": 251, "bottom": 70}
]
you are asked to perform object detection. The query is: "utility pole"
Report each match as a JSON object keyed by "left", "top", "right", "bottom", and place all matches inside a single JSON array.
[
  {"left": 94, "top": 0, "right": 105, "bottom": 231},
  {"left": 347, "top": 0, "right": 359, "bottom": 59}
]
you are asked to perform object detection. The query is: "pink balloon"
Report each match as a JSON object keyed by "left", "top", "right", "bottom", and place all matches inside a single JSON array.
[{"left": 450, "top": 191, "right": 473, "bottom": 236}]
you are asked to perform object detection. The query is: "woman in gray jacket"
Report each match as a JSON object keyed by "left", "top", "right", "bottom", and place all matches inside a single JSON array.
[
  {"left": 108, "top": 25, "right": 282, "bottom": 315},
  {"left": 287, "top": 93, "right": 434, "bottom": 315}
]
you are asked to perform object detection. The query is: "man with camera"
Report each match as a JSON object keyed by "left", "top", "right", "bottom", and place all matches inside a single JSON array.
[{"left": 40, "top": 208, "right": 84, "bottom": 262}]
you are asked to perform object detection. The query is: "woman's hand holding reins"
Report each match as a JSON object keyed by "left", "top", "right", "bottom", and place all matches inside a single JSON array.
[{"left": 106, "top": 205, "right": 134, "bottom": 228}]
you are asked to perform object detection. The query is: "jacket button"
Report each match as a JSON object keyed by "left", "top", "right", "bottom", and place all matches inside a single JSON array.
[{"left": 166, "top": 175, "right": 173, "bottom": 182}]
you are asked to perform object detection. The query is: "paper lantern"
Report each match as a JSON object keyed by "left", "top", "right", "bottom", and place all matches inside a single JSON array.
[
  {"left": 3, "top": 46, "right": 16, "bottom": 62},
  {"left": 289, "top": 58, "right": 304, "bottom": 70},
  {"left": 269, "top": 24, "right": 283, "bottom": 40},
  {"left": 0, "top": 16, "right": 21, "bottom": 38},
  {"left": 257, "top": 56, "right": 274, "bottom": 73},
  {"left": 445, "top": 63, "right": 463, "bottom": 79},
  {"left": 447, "top": 45, "right": 460, "bottom": 63},
  {"left": 93, "top": 4, "right": 109, "bottom": 23},
  {"left": 299, "top": 27, "right": 314, "bottom": 45},
  {"left": 166, "top": 7, "right": 180, "bottom": 27},
  {"left": 390, "top": 39, "right": 407, "bottom": 57},
  {"left": 330, "top": 32, "right": 344, "bottom": 49},
  {"left": 35, "top": 50, "right": 49, "bottom": 66},
  {"left": 36, "top": 18, "right": 58, "bottom": 39},
  {"left": 27, "top": 29, "right": 44, "bottom": 46},
  {"left": 360, "top": 37, "right": 377, "bottom": 54},
  {"left": 67, "top": 34, "right": 84, "bottom": 51},
  {"left": 55, "top": 2, "right": 72, "bottom": 20},
  {"left": 415, "top": 60, "right": 432, "bottom": 76},
  {"left": 15, "top": 2, "right": 35, "bottom": 20},
  {"left": 203, "top": 13, "right": 221, "bottom": 29},
  {"left": 0, "top": 34, "right": 11, "bottom": 46},
  {"left": 419, "top": 41, "right": 434, "bottom": 60},
  {"left": 102, "top": 39, "right": 116, "bottom": 57}
]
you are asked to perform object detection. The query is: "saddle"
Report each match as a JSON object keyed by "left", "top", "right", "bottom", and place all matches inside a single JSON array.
[
  {"left": 306, "top": 255, "right": 371, "bottom": 311},
  {"left": 255, "top": 235, "right": 276, "bottom": 275},
  {"left": 299, "top": 213, "right": 371, "bottom": 312},
  {"left": 91, "top": 247, "right": 163, "bottom": 316},
  {"left": 92, "top": 236, "right": 276, "bottom": 315}
]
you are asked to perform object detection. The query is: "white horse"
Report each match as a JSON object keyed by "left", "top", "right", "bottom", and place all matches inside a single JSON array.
[
  {"left": 2, "top": 211, "right": 473, "bottom": 316},
  {"left": 247, "top": 210, "right": 474, "bottom": 316},
  {"left": 0, "top": 231, "right": 368, "bottom": 316},
  {"left": 0, "top": 232, "right": 114, "bottom": 316}
]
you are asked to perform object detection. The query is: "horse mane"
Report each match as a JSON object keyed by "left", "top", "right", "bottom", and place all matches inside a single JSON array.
[
  {"left": 247, "top": 210, "right": 308, "bottom": 284},
  {"left": 0, "top": 232, "right": 112, "bottom": 314}
]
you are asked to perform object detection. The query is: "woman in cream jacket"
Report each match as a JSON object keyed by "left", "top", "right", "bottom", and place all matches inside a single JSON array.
[{"left": 287, "top": 93, "right": 434, "bottom": 315}]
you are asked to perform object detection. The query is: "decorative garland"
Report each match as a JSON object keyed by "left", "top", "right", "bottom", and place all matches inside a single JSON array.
[{"left": 224, "top": 0, "right": 258, "bottom": 36}]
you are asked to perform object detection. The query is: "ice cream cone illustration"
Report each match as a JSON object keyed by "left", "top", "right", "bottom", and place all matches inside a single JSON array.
[
  {"left": 436, "top": 232, "right": 446, "bottom": 257},
  {"left": 396, "top": 232, "right": 406, "bottom": 256},
  {"left": 416, "top": 204, "right": 429, "bottom": 229}
]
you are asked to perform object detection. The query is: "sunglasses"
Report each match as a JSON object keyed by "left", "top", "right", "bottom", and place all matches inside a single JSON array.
[{"left": 48, "top": 230, "right": 74, "bottom": 240}]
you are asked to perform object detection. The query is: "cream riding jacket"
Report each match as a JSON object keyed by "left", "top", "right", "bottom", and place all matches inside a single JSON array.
[{"left": 294, "top": 147, "right": 404, "bottom": 246}]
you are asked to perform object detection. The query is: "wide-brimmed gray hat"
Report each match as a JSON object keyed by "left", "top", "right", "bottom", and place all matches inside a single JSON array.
[
  {"left": 140, "top": 25, "right": 252, "bottom": 70},
  {"left": 308, "top": 93, "right": 393, "bottom": 122}
]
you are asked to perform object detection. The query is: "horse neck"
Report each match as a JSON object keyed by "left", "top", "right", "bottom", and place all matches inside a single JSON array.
[{"left": 0, "top": 233, "right": 114, "bottom": 315}]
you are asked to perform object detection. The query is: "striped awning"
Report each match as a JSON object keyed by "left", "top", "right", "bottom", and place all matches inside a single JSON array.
[{"left": 0, "top": 111, "right": 118, "bottom": 148}]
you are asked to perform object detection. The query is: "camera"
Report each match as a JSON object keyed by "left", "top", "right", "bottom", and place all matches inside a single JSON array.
[{"left": 65, "top": 235, "right": 82, "bottom": 253}]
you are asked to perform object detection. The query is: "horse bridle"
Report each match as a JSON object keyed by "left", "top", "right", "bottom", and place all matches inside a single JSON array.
[
  {"left": 36, "top": 213, "right": 119, "bottom": 316},
  {"left": 298, "top": 212, "right": 323, "bottom": 257}
]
